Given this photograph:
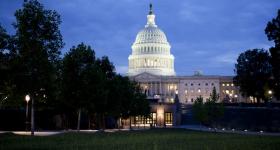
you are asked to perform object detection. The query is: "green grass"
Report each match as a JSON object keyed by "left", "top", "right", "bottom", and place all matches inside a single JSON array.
[{"left": 0, "top": 129, "right": 279, "bottom": 150}]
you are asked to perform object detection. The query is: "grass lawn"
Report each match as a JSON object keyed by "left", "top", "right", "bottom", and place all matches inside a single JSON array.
[{"left": 0, "top": 129, "right": 279, "bottom": 150}]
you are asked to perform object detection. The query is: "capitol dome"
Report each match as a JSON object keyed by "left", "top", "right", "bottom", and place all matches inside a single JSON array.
[
  {"left": 134, "top": 27, "right": 168, "bottom": 44},
  {"left": 128, "top": 4, "right": 176, "bottom": 76}
]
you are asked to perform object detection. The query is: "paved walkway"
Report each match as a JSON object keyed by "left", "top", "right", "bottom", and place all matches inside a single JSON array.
[
  {"left": 177, "top": 125, "right": 280, "bottom": 136},
  {"left": 0, "top": 129, "right": 134, "bottom": 136},
  {"left": 1, "top": 126, "right": 279, "bottom": 136}
]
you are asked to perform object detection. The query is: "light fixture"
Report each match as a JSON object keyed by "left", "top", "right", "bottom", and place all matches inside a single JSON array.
[{"left": 25, "top": 95, "right": 30, "bottom": 102}]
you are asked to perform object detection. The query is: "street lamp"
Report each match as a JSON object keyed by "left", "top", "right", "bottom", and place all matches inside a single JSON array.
[
  {"left": 25, "top": 95, "right": 30, "bottom": 131},
  {"left": 268, "top": 90, "right": 273, "bottom": 101}
]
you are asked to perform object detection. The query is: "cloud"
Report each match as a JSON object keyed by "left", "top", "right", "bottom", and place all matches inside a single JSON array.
[
  {"left": 212, "top": 52, "right": 238, "bottom": 64},
  {"left": 178, "top": 2, "right": 212, "bottom": 23},
  {"left": 116, "top": 65, "right": 128, "bottom": 75}
]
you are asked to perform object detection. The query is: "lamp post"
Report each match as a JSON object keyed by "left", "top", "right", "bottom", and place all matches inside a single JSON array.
[
  {"left": 234, "top": 94, "right": 238, "bottom": 103},
  {"left": 31, "top": 95, "right": 34, "bottom": 136},
  {"left": 268, "top": 90, "right": 273, "bottom": 101},
  {"left": 25, "top": 95, "right": 30, "bottom": 131}
]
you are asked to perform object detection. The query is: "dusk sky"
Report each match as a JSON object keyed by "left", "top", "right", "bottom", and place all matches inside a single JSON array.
[{"left": 1, "top": 0, "right": 279, "bottom": 76}]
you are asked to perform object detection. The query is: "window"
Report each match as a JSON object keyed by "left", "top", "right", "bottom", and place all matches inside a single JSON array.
[
  {"left": 165, "top": 112, "right": 173, "bottom": 125},
  {"left": 222, "top": 84, "right": 225, "bottom": 86},
  {"left": 191, "top": 83, "right": 193, "bottom": 86},
  {"left": 231, "top": 83, "right": 234, "bottom": 86},
  {"left": 211, "top": 83, "right": 214, "bottom": 86},
  {"left": 198, "top": 83, "right": 201, "bottom": 86},
  {"left": 147, "top": 113, "right": 156, "bottom": 125},
  {"left": 185, "top": 83, "right": 188, "bottom": 86},
  {"left": 205, "top": 83, "right": 208, "bottom": 86},
  {"left": 198, "top": 88, "right": 201, "bottom": 93}
]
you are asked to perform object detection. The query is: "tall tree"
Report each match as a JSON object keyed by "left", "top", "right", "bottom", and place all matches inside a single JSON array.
[
  {"left": 0, "top": 24, "right": 11, "bottom": 105},
  {"left": 0, "top": 24, "right": 23, "bottom": 108},
  {"left": 205, "top": 87, "right": 224, "bottom": 130},
  {"left": 13, "top": 0, "right": 63, "bottom": 103},
  {"left": 193, "top": 96, "right": 208, "bottom": 130},
  {"left": 93, "top": 56, "right": 115, "bottom": 129},
  {"left": 234, "top": 49, "right": 272, "bottom": 103},
  {"left": 61, "top": 43, "right": 95, "bottom": 131},
  {"left": 265, "top": 9, "right": 280, "bottom": 99},
  {"left": 12, "top": 0, "right": 63, "bottom": 134}
]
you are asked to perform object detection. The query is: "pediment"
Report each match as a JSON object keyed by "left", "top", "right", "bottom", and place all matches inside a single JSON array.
[{"left": 133, "top": 72, "right": 160, "bottom": 81}]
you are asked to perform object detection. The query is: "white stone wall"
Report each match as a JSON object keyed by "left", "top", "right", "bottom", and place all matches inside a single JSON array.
[{"left": 178, "top": 79, "right": 220, "bottom": 104}]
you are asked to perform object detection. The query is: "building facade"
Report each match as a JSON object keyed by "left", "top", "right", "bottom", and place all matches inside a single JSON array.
[{"left": 126, "top": 4, "right": 246, "bottom": 127}]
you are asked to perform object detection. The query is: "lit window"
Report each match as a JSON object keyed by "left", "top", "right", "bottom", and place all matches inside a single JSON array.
[
  {"left": 165, "top": 112, "right": 173, "bottom": 125},
  {"left": 198, "top": 88, "right": 201, "bottom": 93},
  {"left": 227, "top": 84, "right": 229, "bottom": 86},
  {"left": 231, "top": 83, "right": 234, "bottom": 86},
  {"left": 222, "top": 84, "right": 225, "bottom": 86},
  {"left": 185, "top": 90, "right": 188, "bottom": 94},
  {"left": 226, "top": 90, "right": 229, "bottom": 94}
]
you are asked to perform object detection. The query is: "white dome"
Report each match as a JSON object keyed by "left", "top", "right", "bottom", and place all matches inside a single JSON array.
[
  {"left": 135, "top": 26, "right": 168, "bottom": 44},
  {"left": 128, "top": 4, "right": 175, "bottom": 76}
]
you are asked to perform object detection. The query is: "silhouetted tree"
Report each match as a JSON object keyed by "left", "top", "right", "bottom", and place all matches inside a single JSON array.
[
  {"left": 193, "top": 96, "right": 207, "bottom": 130},
  {"left": 205, "top": 87, "right": 224, "bottom": 130},
  {"left": 234, "top": 49, "right": 272, "bottom": 103},
  {"left": 265, "top": 9, "right": 280, "bottom": 99},
  {"left": 0, "top": 24, "right": 11, "bottom": 106},
  {"left": 61, "top": 43, "right": 95, "bottom": 131},
  {"left": 12, "top": 0, "right": 63, "bottom": 105}
]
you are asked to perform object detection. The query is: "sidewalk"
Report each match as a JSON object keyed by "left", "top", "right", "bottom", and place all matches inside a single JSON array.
[{"left": 177, "top": 125, "right": 280, "bottom": 136}]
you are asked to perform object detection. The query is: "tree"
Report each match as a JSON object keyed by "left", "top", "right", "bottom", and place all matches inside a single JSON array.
[
  {"left": 6, "top": 0, "right": 64, "bottom": 135},
  {"left": 0, "top": 24, "right": 11, "bottom": 106},
  {"left": 193, "top": 96, "right": 208, "bottom": 130},
  {"left": 234, "top": 49, "right": 272, "bottom": 103},
  {"left": 61, "top": 43, "right": 95, "bottom": 131},
  {"left": 205, "top": 87, "right": 224, "bottom": 130},
  {"left": 12, "top": 0, "right": 63, "bottom": 104},
  {"left": 265, "top": 9, "right": 280, "bottom": 99}
]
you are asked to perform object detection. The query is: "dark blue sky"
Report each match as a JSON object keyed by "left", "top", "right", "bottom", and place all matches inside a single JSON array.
[{"left": 1, "top": 0, "right": 279, "bottom": 75}]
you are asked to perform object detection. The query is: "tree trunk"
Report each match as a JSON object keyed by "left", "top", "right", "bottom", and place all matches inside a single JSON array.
[
  {"left": 257, "top": 97, "right": 260, "bottom": 104},
  {"left": 103, "top": 114, "right": 106, "bottom": 129},
  {"left": 77, "top": 108, "right": 81, "bottom": 131},
  {"left": 88, "top": 114, "right": 91, "bottom": 130},
  {"left": 129, "top": 116, "right": 132, "bottom": 130},
  {"left": 31, "top": 96, "right": 35, "bottom": 136}
]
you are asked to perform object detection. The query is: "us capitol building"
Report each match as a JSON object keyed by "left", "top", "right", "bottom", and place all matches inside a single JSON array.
[{"left": 125, "top": 4, "right": 247, "bottom": 127}]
